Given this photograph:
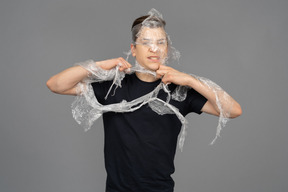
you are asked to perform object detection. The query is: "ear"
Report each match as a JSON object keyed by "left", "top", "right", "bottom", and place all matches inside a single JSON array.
[{"left": 130, "top": 44, "right": 136, "bottom": 57}]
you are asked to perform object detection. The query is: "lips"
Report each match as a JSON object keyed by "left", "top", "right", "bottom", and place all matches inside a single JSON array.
[{"left": 147, "top": 56, "right": 160, "bottom": 62}]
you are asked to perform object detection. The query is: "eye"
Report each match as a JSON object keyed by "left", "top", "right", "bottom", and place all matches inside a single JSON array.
[
  {"left": 158, "top": 40, "right": 166, "bottom": 45},
  {"left": 142, "top": 42, "right": 150, "bottom": 45}
]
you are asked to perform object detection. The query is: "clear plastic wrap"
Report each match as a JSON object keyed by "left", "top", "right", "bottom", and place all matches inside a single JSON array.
[
  {"left": 71, "top": 8, "right": 234, "bottom": 150},
  {"left": 128, "top": 8, "right": 180, "bottom": 66},
  {"left": 72, "top": 73, "right": 189, "bottom": 151},
  {"left": 190, "top": 74, "right": 233, "bottom": 145},
  {"left": 72, "top": 60, "right": 233, "bottom": 150}
]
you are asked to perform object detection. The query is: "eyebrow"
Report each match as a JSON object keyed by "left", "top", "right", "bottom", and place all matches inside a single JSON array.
[{"left": 141, "top": 38, "right": 166, "bottom": 41}]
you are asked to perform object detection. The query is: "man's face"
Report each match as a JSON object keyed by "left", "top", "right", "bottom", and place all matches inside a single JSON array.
[{"left": 131, "top": 27, "right": 168, "bottom": 71}]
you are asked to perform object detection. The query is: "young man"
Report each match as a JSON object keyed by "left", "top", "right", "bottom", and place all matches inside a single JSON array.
[{"left": 47, "top": 10, "right": 241, "bottom": 192}]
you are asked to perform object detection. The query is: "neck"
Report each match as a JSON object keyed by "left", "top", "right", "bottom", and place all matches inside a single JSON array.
[{"left": 135, "top": 72, "right": 160, "bottom": 82}]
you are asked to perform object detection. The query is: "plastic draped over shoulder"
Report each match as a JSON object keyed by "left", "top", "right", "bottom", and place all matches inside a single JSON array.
[
  {"left": 71, "top": 9, "right": 234, "bottom": 151},
  {"left": 72, "top": 61, "right": 232, "bottom": 151},
  {"left": 72, "top": 60, "right": 188, "bottom": 150}
]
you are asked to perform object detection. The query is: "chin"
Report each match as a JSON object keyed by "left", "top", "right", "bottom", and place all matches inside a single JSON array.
[
  {"left": 137, "top": 60, "right": 162, "bottom": 71},
  {"left": 148, "top": 63, "right": 161, "bottom": 71}
]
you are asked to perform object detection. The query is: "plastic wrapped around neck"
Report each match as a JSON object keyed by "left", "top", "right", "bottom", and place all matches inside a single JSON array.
[
  {"left": 72, "top": 59, "right": 232, "bottom": 151},
  {"left": 71, "top": 8, "right": 233, "bottom": 150},
  {"left": 72, "top": 60, "right": 188, "bottom": 150}
]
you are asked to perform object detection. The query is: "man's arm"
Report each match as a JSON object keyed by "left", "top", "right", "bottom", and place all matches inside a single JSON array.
[
  {"left": 156, "top": 65, "right": 242, "bottom": 118},
  {"left": 46, "top": 65, "right": 89, "bottom": 95},
  {"left": 46, "top": 57, "right": 131, "bottom": 95}
]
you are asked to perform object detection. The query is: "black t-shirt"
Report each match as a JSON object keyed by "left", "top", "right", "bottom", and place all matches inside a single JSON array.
[{"left": 91, "top": 73, "right": 207, "bottom": 192}]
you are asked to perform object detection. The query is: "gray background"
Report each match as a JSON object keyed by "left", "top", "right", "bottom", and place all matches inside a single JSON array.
[{"left": 1, "top": 0, "right": 287, "bottom": 191}]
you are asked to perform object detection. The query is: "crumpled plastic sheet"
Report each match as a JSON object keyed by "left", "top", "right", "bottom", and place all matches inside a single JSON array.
[
  {"left": 129, "top": 8, "right": 181, "bottom": 66},
  {"left": 190, "top": 75, "right": 232, "bottom": 145},
  {"left": 71, "top": 8, "right": 232, "bottom": 151},
  {"left": 72, "top": 60, "right": 232, "bottom": 151}
]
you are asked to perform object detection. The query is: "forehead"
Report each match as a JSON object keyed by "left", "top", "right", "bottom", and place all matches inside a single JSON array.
[{"left": 137, "top": 27, "right": 167, "bottom": 40}]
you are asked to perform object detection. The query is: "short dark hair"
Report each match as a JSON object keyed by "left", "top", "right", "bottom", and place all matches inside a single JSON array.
[{"left": 131, "top": 15, "right": 166, "bottom": 43}]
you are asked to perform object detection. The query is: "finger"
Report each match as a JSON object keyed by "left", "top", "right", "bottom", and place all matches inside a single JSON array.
[
  {"left": 122, "top": 61, "right": 132, "bottom": 69},
  {"left": 158, "top": 65, "right": 171, "bottom": 70},
  {"left": 116, "top": 58, "right": 126, "bottom": 71},
  {"left": 156, "top": 69, "right": 168, "bottom": 77},
  {"left": 119, "top": 57, "right": 132, "bottom": 69},
  {"left": 124, "top": 67, "right": 131, "bottom": 73},
  {"left": 118, "top": 63, "right": 131, "bottom": 72},
  {"left": 123, "top": 59, "right": 132, "bottom": 68},
  {"left": 117, "top": 62, "right": 124, "bottom": 71},
  {"left": 161, "top": 75, "right": 171, "bottom": 85}
]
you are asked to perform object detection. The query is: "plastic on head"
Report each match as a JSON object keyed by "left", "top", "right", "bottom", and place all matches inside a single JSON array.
[
  {"left": 72, "top": 9, "right": 234, "bottom": 151},
  {"left": 127, "top": 8, "right": 180, "bottom": 67}
]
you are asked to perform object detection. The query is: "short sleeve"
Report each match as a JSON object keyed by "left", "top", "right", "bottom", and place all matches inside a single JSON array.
[
  {"left": 187, "top": 88, "right": 207, "bottom": 114},
  {"left": 91, "top": 81, "right": 113, "bottom": 104}
]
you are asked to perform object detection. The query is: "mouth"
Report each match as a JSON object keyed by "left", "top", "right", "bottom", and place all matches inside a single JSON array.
[{"left": 147, "top": 56, "right": 161, "bottom": 62}]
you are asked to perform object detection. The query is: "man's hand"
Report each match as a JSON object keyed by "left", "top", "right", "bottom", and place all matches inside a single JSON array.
[
  {"left": 156, "top": 65, "right": 242, "bottom": 118},
  {"left": 96, "top": 57, "right": 132, "bottom": 72},
  {"left": 47, "top": 57, "right": 132, "bottom": 96},
  {"left": 156, "top": 65, "right": 192, "bottom": 86}
]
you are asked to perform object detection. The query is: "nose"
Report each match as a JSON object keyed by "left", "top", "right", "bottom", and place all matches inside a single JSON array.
[{"left": 149, "top": 43, "right": 159, "bottom": 52}]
